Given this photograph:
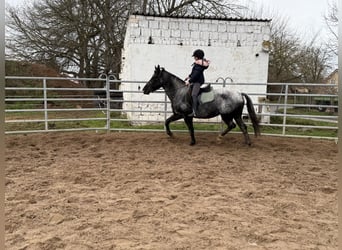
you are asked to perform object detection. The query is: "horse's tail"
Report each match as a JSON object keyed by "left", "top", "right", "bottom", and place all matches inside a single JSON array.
[{"left": 242, "top": 93, "right": 261, "bottom": 137}]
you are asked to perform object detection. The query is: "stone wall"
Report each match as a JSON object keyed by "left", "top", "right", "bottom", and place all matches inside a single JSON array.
[{"left": 120, "top": 14, "right": 271, "bottom": 123}]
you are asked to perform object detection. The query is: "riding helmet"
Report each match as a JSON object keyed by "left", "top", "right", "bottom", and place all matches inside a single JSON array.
[{"left": 192, "top": 49, "right": 204, "bottom": 59}]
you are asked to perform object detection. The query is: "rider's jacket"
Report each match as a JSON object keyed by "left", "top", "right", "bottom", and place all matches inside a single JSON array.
[{"left": 188, "top": 63, "right": 208, "bottom": 85}]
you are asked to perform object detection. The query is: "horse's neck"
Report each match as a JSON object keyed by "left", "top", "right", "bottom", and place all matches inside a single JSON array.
[{"left": 163, "top": 73, "right": 185, "bottom": 100}]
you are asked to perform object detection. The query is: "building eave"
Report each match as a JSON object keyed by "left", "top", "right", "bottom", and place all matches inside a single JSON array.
[{"left": 132, "top": 12, "right": 272, "bottom": 23}]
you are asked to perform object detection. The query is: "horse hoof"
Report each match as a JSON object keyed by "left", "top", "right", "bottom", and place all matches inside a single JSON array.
[
  {"left": 190, "top": 141, "right": 196, "bottom": 146},
  {"left": 217, "top": 135, "right": 223, "bottom": 141},
  {"left": 167, "top": 132, "right": 173, "bottom": 138}
]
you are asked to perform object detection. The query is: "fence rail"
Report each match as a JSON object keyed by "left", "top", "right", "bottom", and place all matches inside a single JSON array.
[{"left": 5, "top": 76, "right": 338, "bottom": 140}]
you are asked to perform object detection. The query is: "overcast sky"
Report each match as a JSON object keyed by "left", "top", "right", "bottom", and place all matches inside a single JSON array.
[{"left": 249, "top": 0, "right": 331, "bottom": 41}]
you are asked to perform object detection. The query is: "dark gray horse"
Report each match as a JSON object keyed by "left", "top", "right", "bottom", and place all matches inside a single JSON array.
[{"left": 142, "top": 65, "right": 260, "bottom": 145}]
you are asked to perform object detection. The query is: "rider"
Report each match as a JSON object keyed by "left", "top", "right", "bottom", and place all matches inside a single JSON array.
[{"left": 185, "top": 49, "right": 210, "bottom": 117}]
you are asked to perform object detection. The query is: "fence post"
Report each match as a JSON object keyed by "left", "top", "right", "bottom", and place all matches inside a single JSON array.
[
  {"left": 164, "top": 93, "right": 168, "bottom": 122},
  {"left": 43, "top": 78, "right": 48, "bottom": 131},
  {"left": 106, "top": 76, "right": 111, "bottom": 133},
  {"left": 282, "top": 83, "right": 289, "bottom": 136}
]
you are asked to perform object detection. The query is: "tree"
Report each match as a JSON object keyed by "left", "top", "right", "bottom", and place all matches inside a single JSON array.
[
  {"left": 297, "top": 39, "right": 331, "bottom": 83},
  {"left": 6, "top": 0, "right": 246, "bottom": 80},
  {"left": 139, "top": 0, "right": 247, "bottom": 17},
  {"left": 268, "top": 19, "right": 300, "bottom": 83},
  {"left": 324, "top": 0, "right": 338, "bottom": 56},
  {"left": 259, "top": 8, "right": 331, "bottom": 82},
  {"left": 257, "top": 9, "right": 332, "bottom": 100},
  {"left": 6, "top": 0, "right": 129, "bottom": 79}
]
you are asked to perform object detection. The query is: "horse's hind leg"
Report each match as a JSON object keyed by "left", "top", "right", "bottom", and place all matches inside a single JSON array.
[
  {"left": 165, "top": 113, "right": 183, "bottom": 137},
  {"left": 234, "top": 116, "right": 251, "bottom": 146},
  {"left": 220, "top": 115, "right": 236, "bottom": 137}
]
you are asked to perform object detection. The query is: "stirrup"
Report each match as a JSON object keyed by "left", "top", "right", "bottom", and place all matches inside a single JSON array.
[{"left": 188, "top": 110, "right": 196, "bottom": 117}]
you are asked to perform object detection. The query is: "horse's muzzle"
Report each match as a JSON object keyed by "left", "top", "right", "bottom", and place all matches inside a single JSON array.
[{"left": 142, "top": 84, "right": 150, "bottom": 94}]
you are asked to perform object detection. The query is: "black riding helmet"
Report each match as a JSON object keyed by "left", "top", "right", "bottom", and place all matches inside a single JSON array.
[{"left": 192, "top": 49, "right": 204, "bottom": 59}]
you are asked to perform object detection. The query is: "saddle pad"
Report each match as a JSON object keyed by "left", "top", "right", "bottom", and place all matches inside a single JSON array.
[{"left": 199, "top": 89, "right": 215, "bottom": 104}]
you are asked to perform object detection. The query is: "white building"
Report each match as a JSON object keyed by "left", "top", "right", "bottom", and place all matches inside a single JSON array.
[{"left": 120, "top": 14, "right": 271, "bottom": 123}]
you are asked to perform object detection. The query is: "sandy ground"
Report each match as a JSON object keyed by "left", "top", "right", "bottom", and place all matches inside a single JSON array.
[{"left": 5, "top": 131, "right": 338, "bottom": 249}]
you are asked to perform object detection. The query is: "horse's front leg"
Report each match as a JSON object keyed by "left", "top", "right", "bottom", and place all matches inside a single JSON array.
[
  {"left": 184, "top": 116, "right": 196, "bottom": 145},
  {"left": 165, "top": 113, "right": 183, "bottom": 137}
]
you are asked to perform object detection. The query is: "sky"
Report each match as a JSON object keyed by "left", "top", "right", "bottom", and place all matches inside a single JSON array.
[{"left": 247, "top": 0, "right": 331, "bottom": 42}]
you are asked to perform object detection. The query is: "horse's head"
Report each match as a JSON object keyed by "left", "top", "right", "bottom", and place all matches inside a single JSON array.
[{"left": 143, "top": 65, "right": 164, "bottom": 94}]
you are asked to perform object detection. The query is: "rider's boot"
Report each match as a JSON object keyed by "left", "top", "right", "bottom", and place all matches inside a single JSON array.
[{"left": 188, "top": 95, "right": 198, "bottom": 117}]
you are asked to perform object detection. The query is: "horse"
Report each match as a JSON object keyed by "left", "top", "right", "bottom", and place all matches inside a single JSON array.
[{"left": 142, "top": 65, "right": 260, "bottom": 146}]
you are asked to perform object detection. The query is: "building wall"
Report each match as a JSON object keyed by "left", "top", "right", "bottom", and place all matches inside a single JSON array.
[
  {"left": 120, "top": 14, "right": 271, "bottom": 123},
  {"left": 324, "top": 69, "right": 338, "bottom": 86}
]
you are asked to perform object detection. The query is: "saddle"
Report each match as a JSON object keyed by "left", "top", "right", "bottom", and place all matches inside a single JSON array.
[
  {"left": 199, "top": 84, "right": 214, "bottom": 104},
  {"left": 199, "top": 83, "right": 211, "bottom": 93}
]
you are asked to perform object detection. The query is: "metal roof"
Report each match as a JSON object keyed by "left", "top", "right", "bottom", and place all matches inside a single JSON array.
[{"left": 132, "top": 12, "right": 271, "bottom": 23}]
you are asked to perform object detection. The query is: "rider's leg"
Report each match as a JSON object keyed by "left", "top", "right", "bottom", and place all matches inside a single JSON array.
[{"left": 189, "top": 83, "right": 200, "bottom": 116}]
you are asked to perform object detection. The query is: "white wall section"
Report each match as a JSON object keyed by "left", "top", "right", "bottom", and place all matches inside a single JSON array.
[{"left": 120, "top": 14, "right": 271, "bottom": 123}]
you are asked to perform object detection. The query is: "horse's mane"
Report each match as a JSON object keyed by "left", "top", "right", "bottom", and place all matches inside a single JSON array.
[{"left": 162, "top": 68, "right": 186, "bottom": 85}]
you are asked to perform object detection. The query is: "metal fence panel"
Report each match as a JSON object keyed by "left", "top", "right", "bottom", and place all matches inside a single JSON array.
[{"left": 5, "top": 76, "right": 338, "bottom": 140}]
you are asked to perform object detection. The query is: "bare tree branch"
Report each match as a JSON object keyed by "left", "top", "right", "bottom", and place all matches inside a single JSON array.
[
  {"left": 324, "top": 0, "right": 338, "bottom": 56},
  {"left": 6, "top": 0, "right": 248, "bottom": 79}
]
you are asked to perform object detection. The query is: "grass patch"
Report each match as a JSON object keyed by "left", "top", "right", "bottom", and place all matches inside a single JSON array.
[
  {"left": 5, "top": 110, "right": 108, "bottom": 131},
  {"left": 280, "top": 107, "right": 337, "bottom": 116},
  {"left": 260, "top": 125, "right": 337, "bottom": 137},
  {"left": 263, "top": 109, "right": 338, "bottom": 137},
  {"left": 5, "top": 109, "right": 338, "bottom": 138}
]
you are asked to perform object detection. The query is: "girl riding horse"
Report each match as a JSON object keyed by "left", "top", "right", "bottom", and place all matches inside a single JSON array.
[{"left": 185, "top": 49, "right": 210, "bottom": 117}]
